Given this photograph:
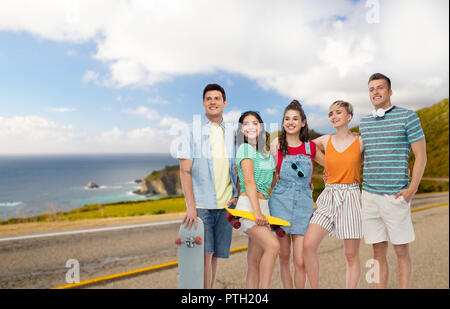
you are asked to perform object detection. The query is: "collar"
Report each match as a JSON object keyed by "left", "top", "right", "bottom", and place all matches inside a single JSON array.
[
  {"left": 202, "top": 114, "right": 225, "bottom": 129},
  {"left": 384, "top": 105, "right": 395, "bottom": 113}
]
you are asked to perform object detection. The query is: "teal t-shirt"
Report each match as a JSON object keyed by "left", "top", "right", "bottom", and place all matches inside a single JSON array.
[{"left": 236, "top": 143, "right": 275, "bottom": 199}]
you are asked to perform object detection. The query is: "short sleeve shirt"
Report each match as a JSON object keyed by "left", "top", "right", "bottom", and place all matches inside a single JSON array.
[
  {"left": 360, "top": 106, "right": 425, "bottom": 195},
  {"left": 236, "top": 143, "right": 276, "bottom": 199}
]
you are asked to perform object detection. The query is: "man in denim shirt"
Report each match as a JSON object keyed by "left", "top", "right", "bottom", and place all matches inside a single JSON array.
[{"left": 177, "top": 83, "right": 238, "bottom": 289}]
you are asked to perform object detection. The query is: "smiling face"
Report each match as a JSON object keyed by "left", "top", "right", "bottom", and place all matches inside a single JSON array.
[
  {"left": 283, "top": 109, "right": 305, "bottom": 135},
  {"left": 203, "top": 90, "right": 227, "bottom": 118},
  {"left": 241, "top": 114, "right": 261, "bottom": 142},
  {"left": 328, "top": 106, "right": 352, "bottom": 128},
  {"left": 368, "top": 78, "right": 392, "bottom": 110}
]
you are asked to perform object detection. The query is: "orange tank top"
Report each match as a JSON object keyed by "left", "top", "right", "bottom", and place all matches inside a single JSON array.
[{"left": 324, "top": 136, "right": 361, "bottom": 184}]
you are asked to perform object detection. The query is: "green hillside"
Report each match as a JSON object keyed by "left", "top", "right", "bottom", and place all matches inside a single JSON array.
[{"left": 409, "top": 98, "right": 449, "bottom": 178}]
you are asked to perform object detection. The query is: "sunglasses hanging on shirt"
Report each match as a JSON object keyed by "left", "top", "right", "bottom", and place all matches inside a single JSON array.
[{"left": 291, "top": 162, "right": 305, "bottom": 178}]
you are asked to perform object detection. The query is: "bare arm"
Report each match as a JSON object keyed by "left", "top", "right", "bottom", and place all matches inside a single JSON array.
[
  {"left": 179, "top": 159, "right": 197, "bottom": 229},
  {"left": 312, "top": 135, "right": 329, "bottom": 152},
  {"left": 240, "top": 158, "right": 268, "bottom": 225},
  {"left": 314, "top": 148, "right": 325, "bottom": 167},
  {"left": 225, "top": 165, "right": 240, "bottom": 208},
  {"left": 395, "top": 138, "right": 427, "bottom": 202},
  {"left": 270, "top": 137, "right": 280, "bottom": 166},
  {"left": 270, "top": 171, "right": 277, "bottom": 190},
  {"left": 359, "top": 136, "right": 365, "bottom": 166}
]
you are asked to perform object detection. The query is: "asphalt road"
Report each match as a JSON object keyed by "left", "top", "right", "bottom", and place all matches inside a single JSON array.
[{"left": 0, "top": 192, "right": 447, "bottom": 289}]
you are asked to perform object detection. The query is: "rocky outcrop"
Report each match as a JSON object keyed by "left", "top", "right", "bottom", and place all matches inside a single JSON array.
[
  {"left": 133, "top": 165, "right": 182, "bottom": 197},
  {"left": 87, "top": 181, "right": 99, "bottom": 189}
]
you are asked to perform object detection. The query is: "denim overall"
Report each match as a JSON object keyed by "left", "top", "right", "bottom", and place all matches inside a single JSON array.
[{"left": 269, "top": 141, "right": 314, "bottom": 235}]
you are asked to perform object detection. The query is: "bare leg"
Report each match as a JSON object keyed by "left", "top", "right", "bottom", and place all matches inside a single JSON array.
[
  {"left": 372, "top": 241, "right": 389, "bottom": 289},
  {"left": 246, "top": 237, "right": 263, "bottom": 289},
  {"left": 393, "top": 243, "right": 412, "bottom": 289},
  {"left": 209, "top": 256, "right": 218, "bottom": 289},
  {"left": 203, "top": 253, "right": 213, "bottom": 289},
  {"left": 303, "top": 224, "right": 329, "bottom": 289},
  {"left": 292, "top": 235, "right": 306, "bottom": 289},
  {"left": 278, "top": 235, "right": 293, "bottom": 289},
  {"left": 343, "top": 239, "right": 361, "bottom": 289},
  {"left": 246, "top": 225, "right": 280, "bottom": 288}
]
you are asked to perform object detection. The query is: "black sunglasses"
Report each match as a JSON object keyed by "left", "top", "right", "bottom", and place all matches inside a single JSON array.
[{"left": 291, "top": 162, "right": 305, "bottom": 178}]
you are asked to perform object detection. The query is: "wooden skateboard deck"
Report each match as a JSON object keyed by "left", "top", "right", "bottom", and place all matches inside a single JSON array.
[
  {"left": 225, "top": 207, "right": 291, "bottom": 237},
  {"left": 175, "top": 217, "right": 204, "bottom": 289}
]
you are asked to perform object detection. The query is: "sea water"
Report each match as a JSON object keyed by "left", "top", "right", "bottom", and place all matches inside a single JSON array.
[{"left": 0, "top": 153, "right": 178, "bottom": 220}]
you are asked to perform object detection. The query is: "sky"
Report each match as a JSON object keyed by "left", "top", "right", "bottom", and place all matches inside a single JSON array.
[{"left": 0, "top": 0, "right": 448, "bottom": 154}]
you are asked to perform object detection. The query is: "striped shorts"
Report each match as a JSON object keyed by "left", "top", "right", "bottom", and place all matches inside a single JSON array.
[{"left": 310, "top": 183, "right": 363, "bottom": 239}]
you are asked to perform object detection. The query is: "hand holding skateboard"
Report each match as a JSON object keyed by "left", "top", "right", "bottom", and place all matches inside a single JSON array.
[{"left": 225, "top": 207, "right": 290, "bottom": 238}]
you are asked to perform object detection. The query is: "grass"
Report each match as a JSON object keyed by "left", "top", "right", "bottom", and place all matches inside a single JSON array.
[
  {"left": 1, "top": 196, "right": 186, "bottom": 225},
  {"left": 2, "top": 176, "right": 447, "bottom": 226}
]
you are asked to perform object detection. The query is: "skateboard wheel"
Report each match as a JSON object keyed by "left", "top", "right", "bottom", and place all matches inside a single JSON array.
[
  {"left": 175, "top": 237, "right": 182, "bottom": 245},
  {"left": 225, "top": 212, "right": 233, "bottom": 222},
  {"left": 276, "top": 228, "right": 286, "bottom": 238},
  {"left": 195, "top": 236, "right": 202, "bottom": 245},
  {"left": 231, "top": 219, "right": 241, "bottom": 229}
]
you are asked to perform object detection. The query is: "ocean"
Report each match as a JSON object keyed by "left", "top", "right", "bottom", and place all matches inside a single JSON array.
[{"left": 0, "top": 153, "right": 178, "bottom": 221}]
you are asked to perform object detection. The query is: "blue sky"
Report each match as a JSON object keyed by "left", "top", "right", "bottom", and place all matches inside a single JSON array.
[{"left": 0, "top": 0, "right": 448, "bottom": 154}]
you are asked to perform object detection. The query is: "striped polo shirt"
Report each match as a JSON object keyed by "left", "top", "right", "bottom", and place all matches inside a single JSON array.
[{"left": 360, "top": 106, "right": 425, "bottom": 195}]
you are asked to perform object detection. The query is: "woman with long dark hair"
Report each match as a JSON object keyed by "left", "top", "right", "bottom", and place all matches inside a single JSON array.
[
  {"left": 234, "top": 111, "right": 279, "bottom": 289},
  {"left": 269, "top": 100, "right": 324, "bottom": 289}
]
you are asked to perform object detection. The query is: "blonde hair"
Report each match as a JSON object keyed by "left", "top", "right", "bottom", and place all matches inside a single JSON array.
[{"left": 329, "top": 100, "right": 353, "bottom": 116}]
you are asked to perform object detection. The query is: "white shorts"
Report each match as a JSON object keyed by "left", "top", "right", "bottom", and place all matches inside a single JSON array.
[
  {"left": 235, "top": 196, "right": 270, "bottom": 235},
  {"left": 361, "top": 190, "right": 415, "bottom": 245}
]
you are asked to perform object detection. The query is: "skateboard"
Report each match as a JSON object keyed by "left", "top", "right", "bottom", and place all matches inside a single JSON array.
[
  {"left": 175, "top": 217, "right": 204, "bottom": 289},
  {"left": 225, "top": 207, "right": 291, "bottom": 238}
]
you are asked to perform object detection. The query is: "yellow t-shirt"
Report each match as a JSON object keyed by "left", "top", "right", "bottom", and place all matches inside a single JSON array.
[{"left": 210, "top": 124, "right": 233, "bottom": 209}]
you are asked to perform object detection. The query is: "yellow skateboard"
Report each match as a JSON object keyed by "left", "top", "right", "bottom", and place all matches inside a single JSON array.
[{"left": 225, "top": 207, "right": 291, "bottom": 237}]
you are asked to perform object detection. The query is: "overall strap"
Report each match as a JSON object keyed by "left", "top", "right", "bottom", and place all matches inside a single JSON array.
[{"left": 305, "top": 141, "right": 311, "bottom": 156}]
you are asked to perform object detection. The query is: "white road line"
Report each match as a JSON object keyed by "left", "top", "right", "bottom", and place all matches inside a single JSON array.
[{"left": 0, "top": 219, "right": 182, "bottom": 243}]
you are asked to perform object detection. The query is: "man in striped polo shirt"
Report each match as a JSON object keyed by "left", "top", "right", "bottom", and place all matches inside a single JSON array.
[{"left": 360, "top": 73, "right": 427, "bottom": 289}]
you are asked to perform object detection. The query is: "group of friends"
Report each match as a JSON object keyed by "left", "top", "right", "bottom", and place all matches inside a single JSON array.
[{"left": 176, "top": 73, "right": 427, "bottom": 289}]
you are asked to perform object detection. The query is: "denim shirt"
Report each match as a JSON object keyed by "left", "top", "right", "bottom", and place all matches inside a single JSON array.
[{"left": 176, "top": 115, "right": 238, "bottom": 209}]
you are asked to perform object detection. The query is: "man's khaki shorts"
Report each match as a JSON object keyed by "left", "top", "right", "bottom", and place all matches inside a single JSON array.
[{"left": 361, "top": 190, "right": 415, "bottom": 245}]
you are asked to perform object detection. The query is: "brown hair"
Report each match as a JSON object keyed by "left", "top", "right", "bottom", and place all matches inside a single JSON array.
[
  {"left": 236, "top": 111, "right": 270, "bottom": 154},
  {"left": 279, "top": 100, "right": 310, "bottom": 156},
  {"left": 368, "top": 73, "right": 391, "bottom": 90},
  {"left": 203, "top": 83, "right": 226, "bottom": 101}
]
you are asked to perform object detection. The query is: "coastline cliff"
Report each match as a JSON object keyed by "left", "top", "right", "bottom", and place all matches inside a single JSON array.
[{"left": 133, "top": 165, "right": 182, "bottom": 197}]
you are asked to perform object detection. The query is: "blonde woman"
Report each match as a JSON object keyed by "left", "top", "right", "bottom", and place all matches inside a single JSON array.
[{"left": 303, "top": 100, "right": 364, "bottom": 289}]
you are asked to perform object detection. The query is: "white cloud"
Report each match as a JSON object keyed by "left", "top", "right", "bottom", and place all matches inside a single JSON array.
[
  {"left": 0, "top": 114, "right": 179, "bottom": 154},
  {"left": 0, "top": 0, "right": 448, "bottom": 113},
  {"left": 265, "top": 108, "right": 278, "bottom": 116},
  {"left": 66, "top": 49, "right": 76, "bottom": 56},
  {"left": 94, "top": 126, "right": 174, "bottom": 153},
  {"left": 49, "top": 107, "right": 77, "bottom": 113},
  {"left": 82, "top": 70, "right": 99, "bottom": 84},
  {"left": 0, "top": 115, "right": 75, "bottom": 153},
  {"left": 124, "top": 106, "right": 159, "bottom": 120},
  {"left": 147, "top": 97, "right": 170, "bottom": 105},
  {"left": 223, "top": 110, "right": 243, "bottom": 123},
  {"left": 123, "top": 106, "right": 188, "bottom": 139}
]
